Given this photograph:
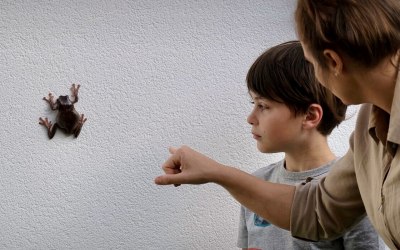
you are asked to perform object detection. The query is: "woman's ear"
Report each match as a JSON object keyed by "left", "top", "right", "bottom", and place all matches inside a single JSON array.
[
  {"left": 303, "top": 104, "right": 323, "bottom": 130},
  {"left": 323, "top": 49, "right": 343, "bottom": 76}
]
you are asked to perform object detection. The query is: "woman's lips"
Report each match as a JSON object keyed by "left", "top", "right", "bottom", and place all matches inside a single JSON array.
[{"left": 252, "top": 133, "right": 261, "bottom": 140}]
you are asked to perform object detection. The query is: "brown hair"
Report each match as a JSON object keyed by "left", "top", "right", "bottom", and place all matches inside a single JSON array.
[
  {"left": 295, "top": 0, "right": 400, "bottom": 69},
  {"left": 247, "top": 41, "right": 347, "bottom": 135}
]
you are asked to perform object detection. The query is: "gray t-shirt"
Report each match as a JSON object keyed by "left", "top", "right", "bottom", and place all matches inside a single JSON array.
[{"left": 237, "top": 159, "right": 385, "bottom": 249}]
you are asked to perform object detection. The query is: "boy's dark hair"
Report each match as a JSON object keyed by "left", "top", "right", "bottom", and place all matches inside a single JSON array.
[{"left": 246, "top": 41, "right": 347, "bottom": 135}]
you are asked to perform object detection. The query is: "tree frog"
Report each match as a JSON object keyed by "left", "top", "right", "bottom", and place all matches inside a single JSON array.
[{"left": 39, "top": 84, "right": 87, "bottom": 139}]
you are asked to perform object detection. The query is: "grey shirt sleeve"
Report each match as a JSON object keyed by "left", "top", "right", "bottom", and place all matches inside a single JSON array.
[
  {"left": 237, "top": 206, "right": 248, "bottom": 248},
  {"left": 342, "top": 217, "right": 386, "bottom": 250}
]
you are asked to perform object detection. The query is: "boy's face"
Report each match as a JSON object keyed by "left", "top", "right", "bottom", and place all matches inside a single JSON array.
[{"left": 247, "top": 91, "right": 305, "bottom": 153}]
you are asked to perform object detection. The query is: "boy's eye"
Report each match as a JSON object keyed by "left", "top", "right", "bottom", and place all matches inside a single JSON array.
[
  {"left": 250, "top": 100, "right": 269, "bottom": 110},
  {"left": 258, "top": 104, "right": 268, "bottom": 110}
]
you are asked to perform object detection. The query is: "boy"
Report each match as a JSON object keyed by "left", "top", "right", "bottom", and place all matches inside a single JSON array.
[{"left": 237, "top": 41, "right": 383, "bottom": 249}]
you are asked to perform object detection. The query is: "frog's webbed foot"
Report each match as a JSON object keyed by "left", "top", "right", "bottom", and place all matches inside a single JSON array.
[
  {"left": 42, "top": 93, "right": 58, "bottom": 110},
  {"left": 39, "top": 117, "right": 52, "bottom": 129},
  {"left": 79, "top": 114, "right": 87, "bottom": 125},
  {"left": 73, "top": 114, "right": 87, "bottom": 138},
  {"left": 39, "top": 117, "right": 57, "bottom": 139},
  {"left": 70, "top": 84, "right": 80, "bottom": 103}
]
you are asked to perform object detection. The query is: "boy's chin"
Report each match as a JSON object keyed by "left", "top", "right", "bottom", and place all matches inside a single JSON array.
[
  {"left": 257, "top": 143, "right": 282, "bottom": 154},
  {"left": 257, "top": 144, "right": 274, "bottom": 154}
]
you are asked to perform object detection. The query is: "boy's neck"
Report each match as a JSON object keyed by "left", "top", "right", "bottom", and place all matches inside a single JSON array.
[{"left": 283, "top": 138, "right": 336, "bottom": 172}]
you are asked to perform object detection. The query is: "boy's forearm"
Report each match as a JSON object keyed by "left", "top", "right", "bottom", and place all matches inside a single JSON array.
[{"left": 215, "top": 165, "right": 295, "bottom": 230}]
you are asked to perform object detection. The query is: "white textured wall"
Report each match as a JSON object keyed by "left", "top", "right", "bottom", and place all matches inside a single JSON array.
[{"left": 0, "top": 1, "right": 358, "bottom": 249}]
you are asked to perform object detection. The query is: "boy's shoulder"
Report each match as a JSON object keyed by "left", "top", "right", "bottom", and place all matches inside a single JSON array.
[
  {"left": 251, "top": 158, "right": 341, "bottom": 182},
  {"left": 252, "top": 160, "right": 283, "bottom": 179}
]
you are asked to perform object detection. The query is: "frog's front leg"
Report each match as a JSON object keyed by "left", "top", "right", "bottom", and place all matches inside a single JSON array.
[
  {"left": 39, "top": 117, "right": 58, "bottom": 139},
  {"left": 43, "top": 93, "right": 58, "bottom": 110},
  {"left": 70, "top": 84, "right": 80, "bottom": 104},
  {"left": 73, "top": 114, "right": 87, "bottom": 138}
]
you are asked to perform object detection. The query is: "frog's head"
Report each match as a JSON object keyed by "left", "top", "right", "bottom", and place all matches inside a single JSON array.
[{"left": 57, "top": 95, "right": 74, "bottom": 111}]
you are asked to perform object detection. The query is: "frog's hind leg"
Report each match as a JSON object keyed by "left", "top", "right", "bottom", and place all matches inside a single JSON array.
[
  {"left": 39, "top": 117, "right": 57, "bottom": 139},
  {"left": 73, "top": 114, "right": 87, "bottom": 138}
]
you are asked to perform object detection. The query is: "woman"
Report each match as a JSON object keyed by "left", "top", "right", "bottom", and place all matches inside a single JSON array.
[
  {"left": 155, "top": 0, "right": 400, "bottom": 248},
  {"left": 291, "top": 0, "right": 400, "bottom": 248}
]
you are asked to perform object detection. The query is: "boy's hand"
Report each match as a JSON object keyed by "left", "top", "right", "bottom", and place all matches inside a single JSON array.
[{"left": 154, "top": 146, "right": 222, "bottom": 186}]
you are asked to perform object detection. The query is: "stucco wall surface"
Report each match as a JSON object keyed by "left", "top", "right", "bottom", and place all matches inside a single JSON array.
[{"left": 0, "top": 1, "right": 358, "bottom": 249}]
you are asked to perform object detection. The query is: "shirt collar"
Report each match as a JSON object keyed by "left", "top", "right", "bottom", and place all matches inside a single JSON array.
[
  {"left": 387, "top": 70, "right": 400, "bottom": 145},
  {"left": 368, "top": 70, "right": 400, "bottom": 146}
]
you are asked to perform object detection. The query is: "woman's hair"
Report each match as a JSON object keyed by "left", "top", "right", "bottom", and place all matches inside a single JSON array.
[
  {"left": 295, "top": 0, "right": 400, "bottom": 69},
  {"left": 247, "top": 41, "right": 347, "bottom": 135}
]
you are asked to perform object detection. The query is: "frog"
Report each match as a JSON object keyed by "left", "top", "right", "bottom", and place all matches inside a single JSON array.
[{"left": 39, "top": 84, "right": 87, "bottom": 139}]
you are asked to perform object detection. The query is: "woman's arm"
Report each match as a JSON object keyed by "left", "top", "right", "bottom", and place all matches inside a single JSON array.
[{"left": 154, "top": 146, "right": 295, "bottom": 229}]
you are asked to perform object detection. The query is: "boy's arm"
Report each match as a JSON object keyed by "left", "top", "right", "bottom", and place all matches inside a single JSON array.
[{"left": 154, "top": 146, "right": 294, "bottom": 230}]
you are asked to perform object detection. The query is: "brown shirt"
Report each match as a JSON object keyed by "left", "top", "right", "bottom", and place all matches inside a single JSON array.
[{"left": 290, "top": 74, "right": 400, "bottom": 250}]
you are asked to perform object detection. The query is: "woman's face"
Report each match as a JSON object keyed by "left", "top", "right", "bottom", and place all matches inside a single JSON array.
[{"left": 300, "top": 42, "right": 358, "bottom": 105}]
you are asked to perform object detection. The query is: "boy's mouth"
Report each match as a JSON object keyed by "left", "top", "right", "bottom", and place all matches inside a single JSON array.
[{"left": 252, "top": 133, "right": 261, "bottom": 140}]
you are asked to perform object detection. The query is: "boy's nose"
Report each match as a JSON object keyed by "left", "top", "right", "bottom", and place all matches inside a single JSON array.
[{"left": 247, "top": 112, "right": 256, "bottom": 125}]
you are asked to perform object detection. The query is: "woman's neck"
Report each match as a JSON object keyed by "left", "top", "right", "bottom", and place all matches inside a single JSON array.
[{"left": 361, "top": 53, "right": 399, "bottom": 113}]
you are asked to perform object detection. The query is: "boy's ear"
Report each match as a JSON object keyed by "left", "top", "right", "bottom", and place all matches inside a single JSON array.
[
  {"left": 323, "top": 49, "right": 343, "bottom": 76},
  {"left": 303, "top": 104, "right": 323, "bottom": 130}
]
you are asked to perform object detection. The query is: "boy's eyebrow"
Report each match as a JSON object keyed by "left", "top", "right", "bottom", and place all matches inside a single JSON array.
[
  {"left": 249, "top": 92, "right": 269, "bottom": 101},
  {"left": 249, "top": 92, "right": 259, "bottom": 99},
  {"left": 251, "top": 96, "right": 267, "bottom": 101}
]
